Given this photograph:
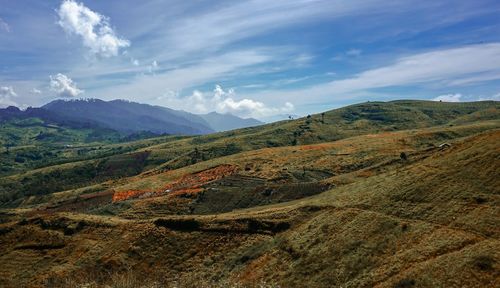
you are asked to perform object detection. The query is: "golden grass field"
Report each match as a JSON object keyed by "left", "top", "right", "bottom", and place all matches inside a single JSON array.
[{"left": 0, "top": 100, "right": 499, "bottom": 287}]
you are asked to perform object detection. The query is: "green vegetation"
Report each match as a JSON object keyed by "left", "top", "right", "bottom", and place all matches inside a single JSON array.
[{"left": 0, "top": 117, "right": 120, "bottom": 176}]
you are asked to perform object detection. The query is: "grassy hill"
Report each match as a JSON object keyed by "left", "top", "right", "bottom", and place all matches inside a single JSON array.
[
  {"left": 0, "top": 117, "right": 122, "bottom": 176},
  {"left": 141, "top": 100, "right": 500, "bottom": 171},
  {"left": 2, "top": 100, "right": 497, "bottom": 207},
  {"left": 0, "top": 114, "right": 189, "bottom": 178},
  {"left": 0, "top": 100, "right": 498, "bottom": 287}
]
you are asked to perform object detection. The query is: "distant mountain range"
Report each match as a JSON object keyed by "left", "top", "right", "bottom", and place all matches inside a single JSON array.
[
  {"left": 199, "top": 111, "right": 263, "bottom": 132},
  {"left": 0, "top": 99, "right": 263, "bottom": 135}
]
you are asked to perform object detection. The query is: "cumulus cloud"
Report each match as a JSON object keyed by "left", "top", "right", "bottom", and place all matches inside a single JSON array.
[
  {"left": 57, "top": 0, "right": 130, "bottom": 58},
  {"left": 161, "top": 85, "right": 294, "bottom": 119},
  {"left": 49, "top": 73, "right": 84, "bottom": 98},
  {"left": 0, "top": 86, "right": 17, "bottom": 98},
  {"left": 217, "top": 97, "right": 294, "bottom": 118},
  {"left": 433, "top": 93, "right": 461, "bottom": 102},
  {"left": 0, "top": 86, "right": 18, "bottom": 107}
]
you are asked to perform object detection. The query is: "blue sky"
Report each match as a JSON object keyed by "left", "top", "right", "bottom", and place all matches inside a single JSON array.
[{"left": 0, "top": 0, "right": 499, "bottom": 121}]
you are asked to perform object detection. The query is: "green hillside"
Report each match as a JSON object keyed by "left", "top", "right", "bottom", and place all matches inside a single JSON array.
[{"left": 0, "top": 116, "right": 184, "bottom": 177}]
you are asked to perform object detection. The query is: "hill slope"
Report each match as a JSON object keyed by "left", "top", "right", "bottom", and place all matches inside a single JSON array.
[
  {"left": 1, "top": 100, "right": 498, "bottom": 207},
  {"left": 0, "top": 126, "right": 497, "bottom": 287},
  {"left": 142, "top": 100, "right": 500, "bottom": 171},
  {"left": 0, "top": 99, "right": 498, "bottom": 288},
  {"left": 43, "top": 99, "right": 215, "bottom": 135}
]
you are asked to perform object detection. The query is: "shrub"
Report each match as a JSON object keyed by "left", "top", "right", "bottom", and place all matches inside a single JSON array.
[
  {"left": 14, "top": 155, "right": 25, "bottom": 163},
  {"left": 153, "top": 218, "right": 200, "bottom": 231},
  {"left": 400, "top": 152, "right": 408, "bottom": 161},
  {"left": 473, "top": 255, "right": 495, "bottom": 271}
]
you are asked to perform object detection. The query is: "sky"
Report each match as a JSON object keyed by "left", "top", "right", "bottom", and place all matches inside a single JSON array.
[{"left": 0, "top": 0, "right": 500, "bottom": 121}]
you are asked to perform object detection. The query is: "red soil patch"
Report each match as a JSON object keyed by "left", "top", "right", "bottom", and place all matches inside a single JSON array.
[
  {"left": 112, "top": 164, "right": 238, "bottom": 201},
  {"left": 112, "top": 190, "right": 148, "bottom": 202},
  {"left": 162, "top": 164, "right": 238, "bottom": 192}
]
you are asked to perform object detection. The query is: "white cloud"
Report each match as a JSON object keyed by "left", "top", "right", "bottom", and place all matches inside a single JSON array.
[
  {"left": 239, "top": 43, "right": 500, "bottom": 107},
  {"left": 97, "top": 49, "right": 271, "bottom": 101},
  {"left": 0, "top": 86, "right": 18, "bottom": 107},
  {"left": 477, "top": 93, "right": 500, "bottom": 101},
  {"left": 346, "top": 49, "right": 362, "bottom": 56},
  {"left": 217, "top": 97, "right": 294, "bottom": 118},
  {"left": 57, "top": 0, "right": 130, "bottom": 58},
  {"left": 0, "top": 86, "right": 17, "bottom": 98},
  {"left": 161, "top": 0, "right": 405, "bottom": 60},
  {"left": 148, "top": 60, "right": 159, "bottom": 73},
  {"left": 331, "top": 48, "right": 362, "bottom": 61},
  {"left": 433, "top": 93, "right": 461, "bottom": 102},
  {"left": 240, "top": 84, "right": 267, "bottom": 89},
  {"left": 325, "top": 43, "right": 500, "bottom": 93},
  {"left": 292, "top": 54, "right": 315, "bottom": 66},
  {"left": 49, "top": 73, "right": 84, "bottom": 98},
  {"left": 0, "top": 17, "right": 10, "bottom": 33},
  {"left": 31, "top": 88, "right": 42, "bottom": 94},
  {"left": 161, "top": 84, "right": 294, "bottom": 119}
]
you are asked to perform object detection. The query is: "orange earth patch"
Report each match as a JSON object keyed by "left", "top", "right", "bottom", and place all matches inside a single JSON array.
[
  {"left": 112, "top": 190, "right": 149, "bottom": 202},
  {"left": 112, "top": 164, "right": 238, "bottom": 201}
]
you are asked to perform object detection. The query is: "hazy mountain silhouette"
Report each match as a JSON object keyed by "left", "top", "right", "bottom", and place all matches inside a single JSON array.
[
  {"left": 1, "top": 99, "right": 266, "bottom": 135},
  {"left": 41, "top": 99, "right": 264, "bottom": 134},
  {"left": 200, "top": 112, "right": 263, "bottom": 131}
]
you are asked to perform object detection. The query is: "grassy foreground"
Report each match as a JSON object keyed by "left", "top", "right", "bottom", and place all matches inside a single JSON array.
[{"left": 0, "top": 100, "right": 498, "bottom": 287}]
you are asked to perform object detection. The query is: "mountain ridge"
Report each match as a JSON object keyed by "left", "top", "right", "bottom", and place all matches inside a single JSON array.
[
  {"left": 42, "top": 98, "right": 214, "bottom": 135},
  {"left": 0, "top": 98, "right": 265, "bottom": 136}
]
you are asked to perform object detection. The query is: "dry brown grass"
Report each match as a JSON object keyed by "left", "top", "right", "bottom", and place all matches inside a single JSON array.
[{"left": 0, "top": 125, "right": 498, "bottom": 287}]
